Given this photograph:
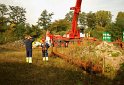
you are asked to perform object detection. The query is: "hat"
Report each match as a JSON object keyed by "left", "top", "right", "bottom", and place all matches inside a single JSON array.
[{"left": 42, "top": 38, "right": 45, "bottom": 42}]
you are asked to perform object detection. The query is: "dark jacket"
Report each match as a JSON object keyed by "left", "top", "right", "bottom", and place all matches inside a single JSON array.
[
  {"left": 41, "top": 42, "right": 50, "bottom": 51},
  {"left": 24, "top": 38, "right": 34, "bottom": 50}
]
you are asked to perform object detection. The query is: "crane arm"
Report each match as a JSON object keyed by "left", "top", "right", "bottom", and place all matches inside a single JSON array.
[{"left": 70, "top": 0, "right": 82, "bottom": 38}]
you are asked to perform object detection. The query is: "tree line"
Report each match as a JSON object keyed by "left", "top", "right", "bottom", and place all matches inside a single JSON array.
[{"left": 0, "top": 3, "right": 124, "bottom": 44}]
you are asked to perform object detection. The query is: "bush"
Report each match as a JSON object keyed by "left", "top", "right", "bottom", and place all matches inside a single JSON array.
[{"left": 0, "top": 34, "right": 5, "bottom": 44}]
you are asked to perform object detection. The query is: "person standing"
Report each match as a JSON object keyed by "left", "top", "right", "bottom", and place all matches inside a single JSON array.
[
  {"left": 41, "top": 39, "right": 50, "bottom": 61},
  {"left": 24, "top": 35, "right": 34, "bottom": 63}
]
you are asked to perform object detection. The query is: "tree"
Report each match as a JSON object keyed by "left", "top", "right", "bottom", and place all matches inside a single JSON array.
[
  {"left": 37, "top": 10, "right": 53, "bottom": 30},
  {"left": 0, "top": 4, "right": 8, "bottom": 32},
  {"left": 79, "top": 12, "right": 87, "bottom": 32},
  {"left": 30, "top": 25, "right": 41, "bottom": 38},
  {"left": 95, "top": 10, "right": 112, "bottom": 27},
  {"left": 0, "top": 17, "right": 8, "bottom": 32},
  {"left": 105, "top": 12, "right": 124, "bottom": 41},
  {"left": 116, "top": 12, "right": 124, "bottom": 29},
  {"left": 24, "top": 24, "right": 41, "bottom": 38},
  {"left": 13, "top": 23, "right": 26, "bottom": 39},
  {"left": 24, "top": 24, "right": 32, "bottom": 35},
  {"left": 65, "top": 11, "right": 73, "bottom": 22},
  {"left": 105, "top": 23, "right": 121, "bottom": 41},
  {"left": 48, "top": 19, "right": 71, "bottom": 35},
  {"left": 9, "top": 6, "right": 26, "bottom": 24},
  {"left": 0, "top": 4, "right": 8, "bottom": 17},
  {"left": 113, "top": 12, "right": 124, "bottom": 41},
  {"left": 86, "top": 12, "right": 96, "bottom": 30}
]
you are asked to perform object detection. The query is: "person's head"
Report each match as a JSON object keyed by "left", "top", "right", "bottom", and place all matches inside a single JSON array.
[
  {"left": 25, "top": 35, "right": 32, "bottom": 39},
  {"left": 28, "top": 36, "right": 32, "bottom": 39},
  {"left": 25, "top": 35, "right": 28, "bottom": 39},
  {"left": 41, "top": 38, "right": 45, "bottom": 43}
]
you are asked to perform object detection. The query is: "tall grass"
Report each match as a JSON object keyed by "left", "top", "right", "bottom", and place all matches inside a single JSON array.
[
  {"left": 0, "top": 44, "right": 124, "bottom": 85},
  {"left": 0, "top": 47, "right": 85, "bottom": 85},
  {"left": 57, "top": 40, "right": 124, "bottom": 79}
]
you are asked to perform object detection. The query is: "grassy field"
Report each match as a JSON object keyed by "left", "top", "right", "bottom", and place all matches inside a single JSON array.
[{"left": 0, "top": 46, "right": 124, "bottom": 85}]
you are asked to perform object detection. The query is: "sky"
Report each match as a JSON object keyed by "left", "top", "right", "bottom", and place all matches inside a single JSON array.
[{"left": 0, "top": 0, "right": 124, "bottom": 25}]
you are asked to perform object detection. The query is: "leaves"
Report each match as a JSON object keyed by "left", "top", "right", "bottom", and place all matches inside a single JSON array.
[
  {"left": 65, "top": 11, "right": 73, "bottom": 22},
  {"left": 96, "top": 10, "right": 112, "bottom": 27},
  {"left": 37, "top": 10, "right": 53, "bottom": 30},
  {"left": 0, "top": 4, "right": 8, "bottom": 17},
  {"left": 9, "top": 6, "right": 26, "bottom": 24},
  {"left": 48, "top": 19, "right": 71, "bottom": 35},
  {"left": 86, "top": 12, "right": 96, "bottom": 30}
]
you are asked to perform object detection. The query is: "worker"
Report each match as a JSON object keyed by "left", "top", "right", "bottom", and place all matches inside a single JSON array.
[
  {"left": 41, "top": 39, "right": 50, "bottom": 61},
  {"left": 24, "top": 35, "right": 34, "bottom": 63}
]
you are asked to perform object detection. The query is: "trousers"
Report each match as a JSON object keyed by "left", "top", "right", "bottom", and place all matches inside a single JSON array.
[
  {"left": 42, "top": 50, "right": 48, "bottom": 57},
  {"left": 26, "top": 49, "right": 32, "bottom": 57}
]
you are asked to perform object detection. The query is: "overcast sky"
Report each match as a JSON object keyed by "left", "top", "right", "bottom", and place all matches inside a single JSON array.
[{"left": 0, "top": 0, "right": 124, "bottom": 25}]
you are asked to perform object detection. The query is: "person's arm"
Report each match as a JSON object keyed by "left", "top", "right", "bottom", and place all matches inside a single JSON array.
[
  {"left": 41, "top": 43, "right": 44, "bottom": 48},
  {"left": 30, "top": 37, "right": 35, "bottom": 42}
]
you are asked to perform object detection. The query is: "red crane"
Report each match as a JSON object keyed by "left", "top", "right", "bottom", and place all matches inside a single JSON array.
[
  {"left": 68, "top": 0, "right": 82, "bottom": 38},
  {"left": 45, "top": 0, "right": 82, "bottom": 47}
]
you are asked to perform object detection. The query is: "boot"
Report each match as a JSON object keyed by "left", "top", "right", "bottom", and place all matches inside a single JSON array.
[
  {"left": 26, "top": 57, "right": 29, "bottom": 63},
  {"left": 29, "top": 57, "right": 32, "bottom": 63},
  {"left": 46, "top": 57, "right": 48, "bottom": 61},
  {"left": 43, "top": 57, "right": 45, "bottom": 61}
]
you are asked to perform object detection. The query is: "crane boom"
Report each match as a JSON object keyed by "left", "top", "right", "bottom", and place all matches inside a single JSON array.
[{"left": 69, "top": 0, "right": 82, "bottom": 38}]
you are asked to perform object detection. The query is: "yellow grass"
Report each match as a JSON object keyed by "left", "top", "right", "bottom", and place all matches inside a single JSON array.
[{"left": 0, "top": 44, "right": 124, "bottom": 85}]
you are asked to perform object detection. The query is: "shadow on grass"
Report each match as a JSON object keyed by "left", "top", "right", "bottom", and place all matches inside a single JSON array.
[
  {"left": 112, "top": 63, "right": 124, "bottom": 85},
  {"left": 1, "top": 61, "right": 124, "bottom": 85},
  {"left": 0, "top": 62, "right": 84, "bottom": 85}
]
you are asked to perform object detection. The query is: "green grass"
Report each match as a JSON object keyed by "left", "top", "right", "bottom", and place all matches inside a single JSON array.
[
  {"left": 0, "top": 46, "right": 124, "bottom": 85},
  {"left": 0, "top": 47, "right": 85, "bottom": 85}
]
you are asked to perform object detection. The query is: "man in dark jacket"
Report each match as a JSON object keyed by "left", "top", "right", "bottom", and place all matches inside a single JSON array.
[
  {"left": 41, "top": 40, "right": 50, "bottom": 61},
  {"left": 24, "top": 35, "right": 34, "bottom": 63}
]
